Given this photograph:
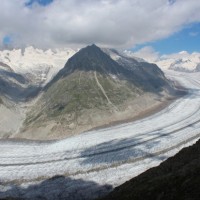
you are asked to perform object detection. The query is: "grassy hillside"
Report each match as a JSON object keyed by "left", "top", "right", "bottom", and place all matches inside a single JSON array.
[{"left": 23, "top": 71, "right": 142, "bottom": 137}]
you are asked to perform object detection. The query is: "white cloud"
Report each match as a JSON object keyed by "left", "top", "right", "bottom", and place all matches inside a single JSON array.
[
  {"left": 0, "top": 0, "right": 200, "bottom": 49},
  {"left": 132, "top": 46, "right": 160, "bottom": 63}
]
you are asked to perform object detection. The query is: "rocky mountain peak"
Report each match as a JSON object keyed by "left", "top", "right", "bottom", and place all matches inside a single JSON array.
[{"left": 47, "top": 44, "right": 124, "bottom": 84}]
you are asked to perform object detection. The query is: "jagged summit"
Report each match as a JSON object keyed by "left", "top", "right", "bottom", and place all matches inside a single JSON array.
[
  {"left": 46, "top": 44, "right": 169, "bottom": 93},
  {"left": 52, "top": 44, "right": 122, "bottom": 78}
]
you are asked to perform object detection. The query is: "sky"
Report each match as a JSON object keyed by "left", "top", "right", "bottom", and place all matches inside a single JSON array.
[
  {"left": 132, "top": 22, "right": 200, "bottom": 54},
  {"left": 25, "top": 0, "right": 53, "bottom": 7},
  {"left": 0, "top": 0, "right": 200, "bottom": 54}
]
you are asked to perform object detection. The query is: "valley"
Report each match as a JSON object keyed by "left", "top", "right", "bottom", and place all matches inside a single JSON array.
[
  {"left": 0, "top": 70, "right": 200, "bottom": 199},
  {"left": 1, "top": 1, "right": 199, "bottom": 200}
]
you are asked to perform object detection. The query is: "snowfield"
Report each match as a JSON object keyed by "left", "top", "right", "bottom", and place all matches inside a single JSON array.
[
  {"left": 0, "top": 46, "right": 76, "bottom": 85},
  {"left": 0, "top": 71, "right": 200, "bottom": 200}
]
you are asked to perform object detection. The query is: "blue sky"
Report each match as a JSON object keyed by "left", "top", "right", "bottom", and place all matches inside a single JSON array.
[
  {"left": 3, "top": 36, "right": 12, "bottom": 46},
  {"left": 132, "top": 23, "right": 200, "bottom": 54},
  {"left": 25, "top": 0, "right": 53, "bottom": 7}
]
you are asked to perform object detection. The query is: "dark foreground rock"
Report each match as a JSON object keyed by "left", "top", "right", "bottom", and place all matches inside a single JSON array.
[{"left": 99, "top": 139, "right": 200, "bottom": 200}]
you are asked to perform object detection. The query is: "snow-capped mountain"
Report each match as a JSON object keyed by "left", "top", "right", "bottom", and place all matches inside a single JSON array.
[
  {"left": 124, "top": 49, "right": 200, "bottom": 73},
  {"left": 0, "top": 46, "right": 76, "bottom": 85},
  {"left": 122, "top": 50, "right": 146, "bottom": 63},
  {"left": 156, "top": 51, "right": 200, "bottom": 72}
]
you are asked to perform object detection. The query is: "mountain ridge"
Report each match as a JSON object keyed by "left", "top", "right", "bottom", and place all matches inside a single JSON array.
[
  {"left": 45, "top": 44, "right": 170, "bottom": 93},
  {"left": 20, "top": 44, "right": 175, "bottom": 140},
  {"left": 125, "top": 50, "right": 200, "bottom": 72},
  {"left": 0, "top": 46, "right": 76, "bottom": 86}
]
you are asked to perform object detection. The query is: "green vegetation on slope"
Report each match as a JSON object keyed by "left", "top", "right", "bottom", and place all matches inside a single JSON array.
[
  {"left": 0, "top": 97, "right": 3, "bottom": 104},
  {"left": 24, "top": 71, "right": 141, "bottom": 133}
]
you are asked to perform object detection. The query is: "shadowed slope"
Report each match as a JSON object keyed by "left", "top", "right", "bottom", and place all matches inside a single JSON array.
[
  {"left": 0, "top": 175, "right": 112, "bottom": 200},
  {"left": 99, "top": 139, "right": 200, "bottom": 200},
  {"left": 0, "top": 69, "right": 41, "bottom": 102}
]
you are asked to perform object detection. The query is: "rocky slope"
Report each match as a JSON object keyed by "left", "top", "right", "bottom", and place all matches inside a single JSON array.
[
  {"left": 20, "top": 44, "right": 174, "bottom": 139},
  {"left": 0, "top": 47, "right": 76, "bottom": 138},
  {"left": 0, "top": 65, "right": 35, "bottom": 138},
  {"left": 99, "top": 138, "right": 200, "bottom": 200}
]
